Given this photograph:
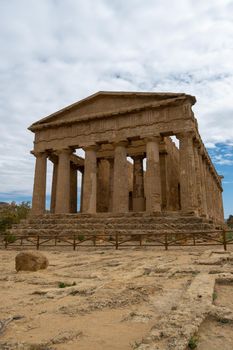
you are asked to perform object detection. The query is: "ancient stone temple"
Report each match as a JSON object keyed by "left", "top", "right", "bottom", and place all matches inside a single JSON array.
[{"left": 28, "top": 91, "right": 224, "bottom": 224}]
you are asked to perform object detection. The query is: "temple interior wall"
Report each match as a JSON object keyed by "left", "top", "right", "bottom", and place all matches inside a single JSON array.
[{"left": 96, "top": 159, "right": 134, "bottom": 213}]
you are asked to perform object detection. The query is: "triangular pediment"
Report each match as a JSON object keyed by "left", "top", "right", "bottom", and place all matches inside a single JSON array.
[{"left": 29, "top": 91, "right": 195, "bottom": 131}]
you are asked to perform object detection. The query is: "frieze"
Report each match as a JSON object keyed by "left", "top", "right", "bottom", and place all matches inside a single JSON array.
[{"left": 34, "top": 105, "right": 193, "bottom": 148}]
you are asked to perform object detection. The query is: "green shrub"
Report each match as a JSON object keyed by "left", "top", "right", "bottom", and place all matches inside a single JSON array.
[
  {"left": 77, "top": 234, "right": 85, "bottom": 241},
  {"left": 212, "top": 291, "right": 218, "bottom": 301},
  {"left": 0, "top": 201, "right": 31, "bottom": 234},
  {"left": 5, "top": 234, "right": 17, "bottom": 243},
  {"left": 218, "top": 318, "right": 230, "bottom": 324},
  {"left": 188, "top": 335, "right": 198, "bottom": 349},
  {"left": 226, "top": 231, "right": 233, "bottom": 240}
]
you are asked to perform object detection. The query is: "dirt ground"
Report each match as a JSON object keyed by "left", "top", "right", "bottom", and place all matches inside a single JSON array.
[{"left": 0, "top": 246, "right": 233, "bottom": 350}]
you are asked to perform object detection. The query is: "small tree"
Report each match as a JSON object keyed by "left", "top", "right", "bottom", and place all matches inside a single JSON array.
[
  {"left": 227, "top": 215, "right": 233, "bottom": 228},
  {"left": 0, "top": 201, "right": 31, "bottom": 234}
]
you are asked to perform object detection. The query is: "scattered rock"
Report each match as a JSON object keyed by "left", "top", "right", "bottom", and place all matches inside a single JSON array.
[
  {"left": 49, "top": 330, "right": 83, "bottom": 344},
  {"left": 15, "top": 251, "right": 49, "bottom": 272},
  {"left": 0, "top": 315, "right": 24, "bottom": 335},
  {"left": 122, "top": 311, "right": 153, "bottom": 323}
]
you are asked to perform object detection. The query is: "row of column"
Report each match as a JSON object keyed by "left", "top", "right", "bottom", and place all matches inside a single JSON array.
[
  {"left": 178, "top": 132, "right": 224, "bottom": 221},
  {"left": 82, "top": 138, "right": 162, "bottom": 214},
  {"left": 31, "top": 137, "right": 162, "bottom": 215},
  {"left": 31, "top": 132, "right": 224, "bottom": 221},
  {"left": 31, "top": 150, "right": 84, "bottom": 215}
]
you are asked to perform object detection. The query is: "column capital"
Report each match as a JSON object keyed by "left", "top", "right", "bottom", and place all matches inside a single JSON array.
[
  {"left": 31, "top": 150, "right": 47, "bottom": 158},
  {"left": 176, "top": 131, "right": 195, "bottom": 140},
  {"left": 49, "top": 153, "right": 58, "bottom": 164},
  {"left": 83, "top": 144, "right": 99, "bottom": 152},
  {"left": 143, "top": 135, "right": 161, "bottom": 143},
  {"left": 56, "top": 148, "right": 73, "bottom": 156},
  {"left": 112, "top": 140, "right": 128, "bottom": 148}
]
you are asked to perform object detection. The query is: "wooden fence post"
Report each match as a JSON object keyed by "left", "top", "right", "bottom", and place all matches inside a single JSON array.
[
  {"left": 222, "top": 230, "right": 227, "bottom": 251},
  {"left": 4, "top": 235, "right": 8, "bottom": 249},
  {"left": 165, "top": 233, "right": 168, "bottom": 250},
  {"left": 116, "top": 233, "right": 119, "bottom": 250},
  {"left": 139, "top": 234, "right": 142, "bottom": 246},
  {"left": 193, "top": 233, "right": 196, "bottom": 246},
  {"left": 36, "top": 236, "right": 40, "bottom": 250},
  {"left": 73, "top": 235, "right": 76, "bottom": 251}
]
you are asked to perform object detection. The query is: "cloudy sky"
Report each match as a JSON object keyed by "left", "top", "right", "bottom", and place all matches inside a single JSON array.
[{"left": 0, "top": 0, "right": 232, "bottom": 217}]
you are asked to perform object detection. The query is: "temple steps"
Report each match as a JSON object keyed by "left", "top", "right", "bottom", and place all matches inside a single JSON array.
[
  {"left": 8, "top": 212, "right": 218, "bottom": 238},
  {"left": 12, "top": 223, "right": 212, "bottom": 231}
]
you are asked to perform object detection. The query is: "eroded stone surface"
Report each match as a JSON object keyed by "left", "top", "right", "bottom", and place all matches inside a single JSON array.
[{"left": 1, "top": 248, "right": 233, "bottom": 350}]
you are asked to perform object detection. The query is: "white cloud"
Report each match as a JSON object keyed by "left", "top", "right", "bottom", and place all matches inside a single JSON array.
[{"left": 0, "top": 0, "right": 233, "bottom": 198}]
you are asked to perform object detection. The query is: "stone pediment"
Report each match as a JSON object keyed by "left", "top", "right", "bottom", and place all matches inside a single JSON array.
[{"left": 29, "top": 91, "right": 195, "bottom": 131}]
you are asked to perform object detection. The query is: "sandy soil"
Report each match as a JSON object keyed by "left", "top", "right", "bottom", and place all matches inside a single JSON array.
[{"left": 0, "top": 247, "right": 233, "bottom": 350}]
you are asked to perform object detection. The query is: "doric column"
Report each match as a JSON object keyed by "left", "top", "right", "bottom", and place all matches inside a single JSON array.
[
  {"left": 97, "top": 159, "right": 110, "bottom": 212},
  {"left": 70, "top": 163, "right": 77, "bottom": 213},
  {"left": 193, "top": 141, "right": 204, "bottom": 216},
  {"left": 177, "top": 132, "right": 197, "bottom": 212},
  {"left": 159, "top": 145, "right": 168, "bottom": 211},
  {"left": 83, "top": 145, "right": 97, "bottom": 213},
  {"left": 55, "top": 148, "right": 72, "bottom": 214},
  {"left": 198, "top": 151, "right": 208, "bottom": 217},
  {"left": 132, "top": 154, "right": 145, "bottom": 211},
  {"left": 209, "top": 171, "right": 214, "bottom": 219},
  {"left": 31, "top": 151, "right": 47, "bottom": 215},
  {"left": 50, "top": 158, "right": 58, "bottom": 213},
  {"left": 112, "top": 141, "right": 129, "bottom": 213},
  {"left": 211, "top": 173, "right": 216, "bottom": 220},
  {"left": 206, "top": 163, "right": 213, "bottom": 219},
  {"left": 202, "top": 159, "right": 210, "bottom": 218},
  {"left": 108, "top": 158, "right": 114, "bottom": 212},
  {"left": 145, "top": 136, "right": 161, "bottom": 212},
  {"left": 218, "top": 176, "right": 224, "bottom": 221}
]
